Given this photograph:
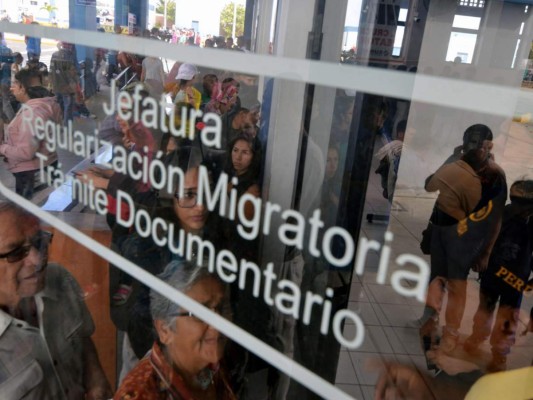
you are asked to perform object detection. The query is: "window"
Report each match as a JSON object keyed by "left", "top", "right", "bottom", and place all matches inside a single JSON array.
[
  {"left": 2, "top": 2, "right": 533, "bottom": 400},
  {"left": 458, "top": 0, "right": 485, "bottom": 8}
]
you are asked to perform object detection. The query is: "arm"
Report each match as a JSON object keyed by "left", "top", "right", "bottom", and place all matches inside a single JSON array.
[
  {"left": 83, "top": 337, "right": 113, "bottom": 400},
  {"left": 374, "top": 362, "right": 436, "bottom": 400},
  {"left": 472, "top": 208, "right": 502, "bottom": 272},
  {"left": 473, "top": 167, "right": 506, "bottom": 272},
  {"left": 0, "top": 111, "right": 40, "bottom": 162},
  {"left": 425, "top": 173, "right": 438, "bottom": 192},
  {"left": 242, "top": 184, "right": 260, "bottom": 221}
]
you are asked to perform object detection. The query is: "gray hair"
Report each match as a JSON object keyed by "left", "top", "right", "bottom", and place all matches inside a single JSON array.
[{"left": 150, "top": 259, "right": 217, "bottom": 327}]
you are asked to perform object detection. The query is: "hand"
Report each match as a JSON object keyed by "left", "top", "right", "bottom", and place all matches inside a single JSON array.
[
  {"left": 472, "top": 253, "right": 490, "bottom": 272},
  {"left": 185, "top": 87, "right": 195, "bottom": 106},
  {"left": 374, "top": 362, "right": 435, "bottom": 400},
  {"left": 122, "top": 136, "right": 134, "bottom": 150}
]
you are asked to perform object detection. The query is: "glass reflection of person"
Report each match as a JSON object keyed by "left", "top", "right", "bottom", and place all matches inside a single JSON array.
[
  {"left": 374, "top": 361, "right": 533, "bottom": 400},
  {"left": 171, "top": 160, "right": 208, "bottom": 239},
  {"left": 220, "top": 135, "right": 268, "bottom": 397},
  {"left": 293, "top": 143, "right": 344, "bottom": 384},
  {"left": 123, "top": 147, "right": 222, "bottom": 376},
  {"left": 322, "top": 144, "right": 341, "bottom": 224},
  {"left": 115, "top": 261, "right": 236, "bottom": 400},
  {"left": 164, "top": 63, "right": 201, "bottom": 109},
  {"left": 49, "top": 42, "right": 78, "bottom": 125},
  {"left": 375, "top": 120, "right": 405, "bottom": 202},
  {"left": 77, "top": 83, "right": 157, "bottom": 307},
  {"left": 422, "top": 124, "right": 507, "bottom": 354},
  {"left": 224, "top": 134, "right": 262, "bottom": 253},
  {"left": 463, "top": 180, "right": 533, "bottom": 372},
  {"left": 0, "top": 202, "right": 111, "bottom": 399},
  {"left": 0, "top": 69, "right": 61, "bottom": 199},
  {"left": 88, "top": 121, "right": 155, "bottom": 306}
]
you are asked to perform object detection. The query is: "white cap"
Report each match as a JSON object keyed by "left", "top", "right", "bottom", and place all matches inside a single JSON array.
[{"left": 176, "top": 63, "right": 198, "bottom": 80}]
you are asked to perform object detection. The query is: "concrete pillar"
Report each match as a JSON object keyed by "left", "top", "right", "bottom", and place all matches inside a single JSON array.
[
  {"left": 129, "top": 0, "right": 149, "bottom": 31},
  {"left": 243, "top": 0, "right": 254, "bottom": 45},
  {"left": 68, "top": 0, "right": 96, "bottom": 61},
  {"left": 114, "top": 0, "right": 128, "bottom": 27},
  {"left": 477, "top": 1, "right": 524, "bottom": 69}
]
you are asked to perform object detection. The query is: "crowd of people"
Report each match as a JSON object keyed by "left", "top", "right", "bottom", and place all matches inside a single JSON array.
[
  {"left": 0, "top": 24, "right": 532, "bottom": 400},
  {"left": 0, "top": 26, "right": 273, "bottom": 396}
]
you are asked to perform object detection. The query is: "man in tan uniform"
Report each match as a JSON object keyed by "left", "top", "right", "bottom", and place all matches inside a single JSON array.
[{"left": 422, "top": 124, "right": 507, "bottom": 355}]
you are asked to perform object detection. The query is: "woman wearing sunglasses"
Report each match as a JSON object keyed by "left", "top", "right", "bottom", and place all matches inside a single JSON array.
[{"left": 120, "top": 146, "right": 224, "bottom": 380}]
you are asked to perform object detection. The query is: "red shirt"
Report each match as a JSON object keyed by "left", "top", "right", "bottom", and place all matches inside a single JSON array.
[{"left": 114, "top": 342, "right": 236, "bottom": 400}]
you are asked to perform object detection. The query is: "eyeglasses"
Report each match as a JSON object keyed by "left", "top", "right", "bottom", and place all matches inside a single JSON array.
[
  {"left": 0, "top": 231, "right": 53, "bottom": 263},
  {"left": 174, "top": 190, "right": 198, "bottom": 208}
]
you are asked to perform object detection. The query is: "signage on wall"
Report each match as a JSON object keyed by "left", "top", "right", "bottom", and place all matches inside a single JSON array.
[
  {"left": 356, "top": 0, "right": 404, "bottom": 63},
  {"left": 358, "top": 25, "right": 396, "bottom": 60}
]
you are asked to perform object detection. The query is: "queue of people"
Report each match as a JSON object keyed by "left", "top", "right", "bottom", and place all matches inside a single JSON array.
[
  {"left": 0, "top": 26, "right": 531, "bottom": 400},
  {"left": 0, "top": 32, "right": 99, "bottom": 200}
]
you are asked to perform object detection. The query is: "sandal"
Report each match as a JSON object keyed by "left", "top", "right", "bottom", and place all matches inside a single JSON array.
[{"left": 112, "top": 284, "right": 133, "bottom": 306}]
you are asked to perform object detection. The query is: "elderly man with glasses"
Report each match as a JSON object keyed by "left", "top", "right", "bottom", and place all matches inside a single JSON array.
[{"left": 0, "top": 201, "right": 111, "bottom": 400}]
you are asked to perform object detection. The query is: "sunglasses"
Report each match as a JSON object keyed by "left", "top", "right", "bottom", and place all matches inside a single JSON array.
[{"left": 0, "top": 231, "right": 53, "bottom": 263}]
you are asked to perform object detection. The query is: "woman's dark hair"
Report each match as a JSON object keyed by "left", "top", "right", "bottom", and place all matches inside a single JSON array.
[
  {"left": 14, "top": 69, "right": 52, "bottom": 99},
  {"left": 224, "top": 134, "right": 262, "bottom": 196},
  {"left": 155, "top": 145, "right": 207, "bottom": 219},
  {"left": 167, "top": 145, "right": 204, "bottom": 174},
  {"left": 156, "top": 145, "right": 223, "bottom": 253}
]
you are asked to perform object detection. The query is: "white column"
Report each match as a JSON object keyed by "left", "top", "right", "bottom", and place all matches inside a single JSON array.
[{"left": 261, "top": 0, "right": 317, "bottom": 265}]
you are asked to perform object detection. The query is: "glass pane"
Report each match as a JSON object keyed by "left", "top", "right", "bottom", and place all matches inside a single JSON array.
[{"left": 1, "top": 1, "right": 533, "bottom": 400}]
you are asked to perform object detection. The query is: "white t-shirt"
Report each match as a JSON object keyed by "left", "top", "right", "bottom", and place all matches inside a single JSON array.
[{"left": 142, "top": 57, "right": 165, "bottom": 83}]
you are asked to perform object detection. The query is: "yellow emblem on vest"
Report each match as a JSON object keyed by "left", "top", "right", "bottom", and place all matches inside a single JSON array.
[
  {"left": 469, "top": 200, "right": 493, "bottom": 222},
  {"left": 457, "top": 219, "right": 468, "bottom": 236}
]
